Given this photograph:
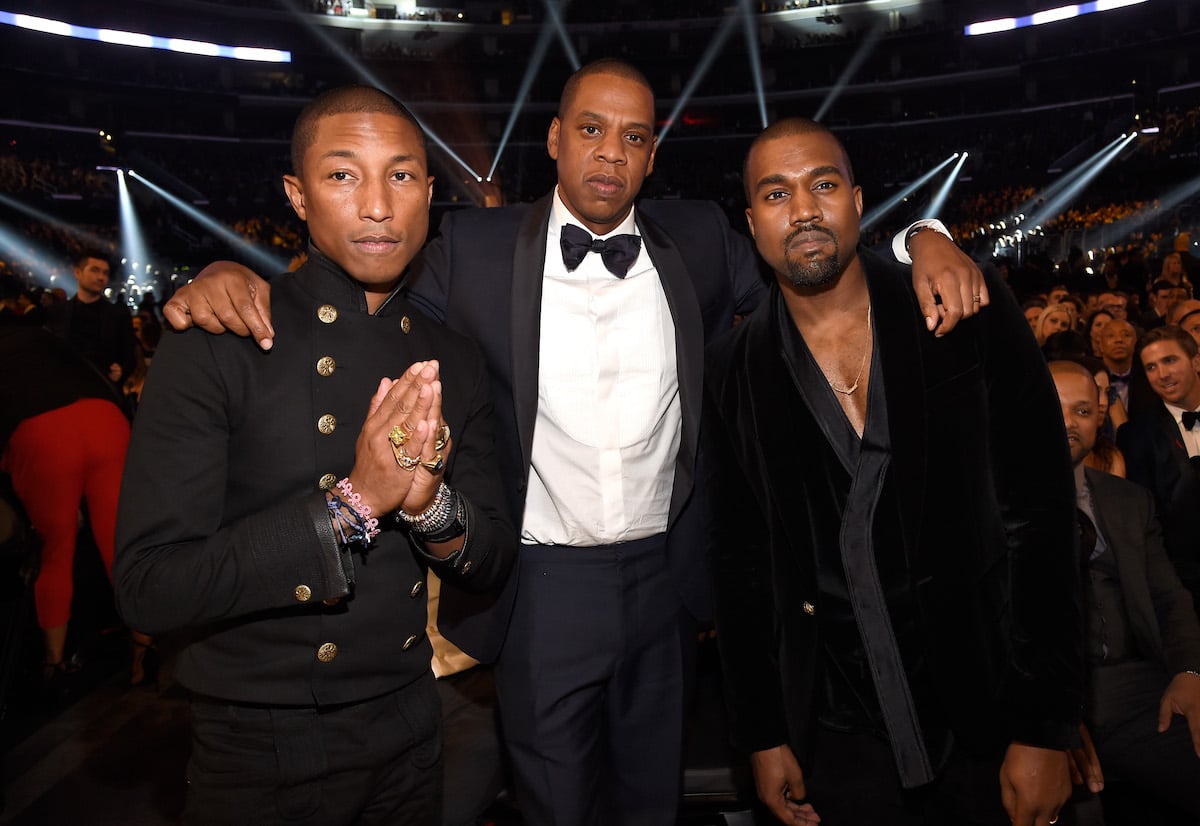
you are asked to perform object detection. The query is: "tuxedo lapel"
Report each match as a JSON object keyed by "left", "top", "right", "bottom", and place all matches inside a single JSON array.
[
  {"left": 638, "top": 211, "right": 704, "bottom": 524},
  {"left": 510, "top": 193, "right": 553, "bottom": 474}
]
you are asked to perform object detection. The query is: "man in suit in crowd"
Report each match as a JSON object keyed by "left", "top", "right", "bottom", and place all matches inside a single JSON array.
[
  {"left": 48, "top": 250, "right": 138, "bottom": 390},
  {"left": 1050, "top": 359, "right": 1200, "bottom": 818},
  {"left": 114, "top": 87, "right": 515, "bottom": 825},
  {"left": 161, "top": 61, "right": 985, "bottom": 824},
  {"left": 1117, "top": 325, "right": 1200, "bottom": 605},
  {"left": 705, "top": 117, "right": 1083, "bottom": 825}
]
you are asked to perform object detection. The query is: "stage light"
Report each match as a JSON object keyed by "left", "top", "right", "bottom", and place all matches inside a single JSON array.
[
  {"left": 114, "top": 169, "right": 154, "bottom": 289},
  {"left": 488, "top": 19, "right": 559, "bottom": 182},
  {"left": 127, "top": 170, "right": 288, "bottom": 276},
  {"left": 739, "top": 0, "right": 768, "bottom": 130},
  {"left": 541, "top": 0, "right": 579, "bottom": 72},
  {"left": 814, "top": 19, "right": 886, "bottom": 123},
  {"left": 0, "top": 218, "right": 72, "bottom": 289},
  {"left": 1025, "top": 132, "right": 1137, "bottom": 229},
  {"left": 966, "top": 0, "right": 1147, "bottom": 36},
  {"left": 0, "top": 191, "right": 112, "bottom": 254},
  {"left": 0, "top": 11, "right": 290, "bottom": 62},
  {"left": 925, "top": 152, "right": 969, "bottom": 221}
]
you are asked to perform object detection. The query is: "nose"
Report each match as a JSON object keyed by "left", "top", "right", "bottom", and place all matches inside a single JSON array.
[
  {"left": 359, "top": 176, "right": 393, "bottom": 222},
  {"left": 788, "top": 189, "right": 821, "bottom": 226},
  {"left": 594, "top": 131, "right": 627, "bottom": 166}
]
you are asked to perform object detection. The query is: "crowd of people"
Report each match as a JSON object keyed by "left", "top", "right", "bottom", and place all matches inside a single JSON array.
[{"left": 3, "top": 51, "right": 1200, "bottom": 826}]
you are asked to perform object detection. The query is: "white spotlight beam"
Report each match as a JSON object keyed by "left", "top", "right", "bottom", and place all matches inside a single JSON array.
[
  {"left": 965, "top": 0, "right": 1148, "bottom": 36},
  {"left": 115, "top": 170, "right": 153, "bottom": 281},
  {"left": 0, "top": 219, "right": 71, "bottom": 288},
  {"left": 0, "top": 11, "right": 290, "bottom": 62},
  {"left": 814, "top": 19, "right": 886, "bottom": 123},
  {"left": 925, "top": 152, "right": 969, "bottom": 219},
  {"left": 1026, "top": 132, "right": 1137, "bottom": 228},
  {"left": 0, "top": 191, "right": 113, "bottom": 251},
  {"left": 540, "top": 0, "right": 580, "bottom": 71},
  {"left": 128, "top": 170, "right": 288, "bottom": 275},
  {"left": 1095, "top": 172, "right": 1200, "bottom": 243},
  {"left": 488, "top": 21, "right": 559, "bottom": 182},
  {"left": 861, "top": 153, "right": 959, "bottom": 231},
  {"left": 1015, "top": 131, "right": 1129, "bottom": 218},
  {"left": 660, "top": 11, "right": 743, "bottom": 144},
  {"left": 739, "top": 0, "right": 769, "bottom": 130}
]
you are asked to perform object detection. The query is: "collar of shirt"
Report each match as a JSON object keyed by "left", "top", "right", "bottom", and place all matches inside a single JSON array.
[
  {"left": 1164, "top": 400, "right": 1200, "bottom": 457},
  {"left": 548, "top": 187, "right": 652, "bottom": 280}
]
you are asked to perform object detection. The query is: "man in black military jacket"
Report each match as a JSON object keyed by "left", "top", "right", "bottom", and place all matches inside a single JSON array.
[{"left": 114, "top": 87, "right": 514, "bottom": 826}]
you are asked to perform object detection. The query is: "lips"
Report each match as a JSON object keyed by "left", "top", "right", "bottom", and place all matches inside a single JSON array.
[
  {"left": 786, "top": 227, "right": 834, "bottom": 254},
  {"left": 586, "top": 174, "right": 624, "bottom": 197},
  {"left": 353, "top": 235, "right": 401, "bottom": 253}
]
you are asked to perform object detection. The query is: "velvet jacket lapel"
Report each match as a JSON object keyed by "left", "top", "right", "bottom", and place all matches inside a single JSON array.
[{"left": 743, "top": 252, "right": 927, "bottom": 574}]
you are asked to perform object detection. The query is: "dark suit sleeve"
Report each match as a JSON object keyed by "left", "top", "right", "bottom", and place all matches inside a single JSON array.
[
  {"left": 980, "top": 273, "right": 1085, "bottom": 747},
  {"left": 1132, "top": 490, "right": 1200, "bottom": 673},
  {"left": 406, "top": 218, "right": 453, "bottom": 324},
  {"left": 722, "top": 218, "right": 767, "bottom": 317},
  {"left": 703, "top": 356, "right": 789, "bottom": 753},
  {"left": 409, "top": 339, "right": 515, "bottom": 594},
  {"left": 113, "top": 330, "right": 351, "bottom": 637}
]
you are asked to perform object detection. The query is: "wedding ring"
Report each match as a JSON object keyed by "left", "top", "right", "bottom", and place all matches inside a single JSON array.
[
  {"left": 397, "top": 453, "right": 421, "bottom": 471},
  {"left": 434, "top": 424, "right": 451, "bottom": 452},
  {"left": 419, "top": 453, "right": 445, "bottom": 474},
  {"left": 972, "top": 294, "right": 981, "bottom": 303},
  {"left": 388, "top": 425, "right": 410, "bottom": 447}
]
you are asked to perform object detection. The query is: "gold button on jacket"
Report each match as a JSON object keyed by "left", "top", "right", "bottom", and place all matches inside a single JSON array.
[
  {"left": 294, "top": 585, "right": 312, "bottom": 602},
  {"left": 317, "top": 642, "right": 338, "bottom": 662}
]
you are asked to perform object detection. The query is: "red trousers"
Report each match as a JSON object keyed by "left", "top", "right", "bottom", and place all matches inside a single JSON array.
[{"left": 2, "top": 398, "right": 130, "bottom": 630}]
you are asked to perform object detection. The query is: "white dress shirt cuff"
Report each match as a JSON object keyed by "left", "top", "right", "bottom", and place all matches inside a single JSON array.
[{"left": 891, "top": 218, "right": 952, "bottom": 265}]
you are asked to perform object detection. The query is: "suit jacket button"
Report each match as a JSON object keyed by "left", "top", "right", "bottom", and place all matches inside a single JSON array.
[
  {"left": 401, "top": 316, "right": 411, "bottom": 334},
  {"left": 402, "top": 634, "right": 420, "bottom": 651},
  {"left": 295, "top": 584, "right": 312, "bottom": 602},
  {"left": 460, "top": 560, "right": 473, "bottom": 574},
  {"left": 317, "top": 304, "right": 338, "bottom": 324},
  {"left": 802, "top": 601, "right": 816, "bottom": 616},
  {"left": 317, "top": 414, "right": 337, "bottom": 435},
  {"left": 316, "top": 356, "right": 336, "bottom": 377},
  {"left": 318, "top": 473, "right": 338, "bottom": 491},
  {"left": 317, "top": 642, "right": 337, "bottom": 662},
  {"left": 410, "top": 581, "right": 424, "bottom": 598}
]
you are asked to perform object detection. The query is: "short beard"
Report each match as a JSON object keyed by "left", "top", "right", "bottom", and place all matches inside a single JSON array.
[{"left": 781, "top": 225, "right": 842, "bottom": 289}]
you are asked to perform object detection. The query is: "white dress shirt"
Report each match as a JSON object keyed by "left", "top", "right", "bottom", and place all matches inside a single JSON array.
[
  {"left": 1164, "top": 401, "right": 1200, "bottom": 458},
  {"left": 520, "top": 188, "right": 681, "bottom": 546}
]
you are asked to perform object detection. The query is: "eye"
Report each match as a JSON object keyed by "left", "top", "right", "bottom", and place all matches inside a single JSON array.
[
  {"left": 626, "top": 133, "right": 647, "bottom": 144},
  {"left": 330, "top": 170, "right": 351, "bottom": 181},
  {"left": 392, "top": 171, "right": 413, "bottom": 181},
  {"left": 814, "top": 181, "right": 836, "bottom": 191},
  {"left": 764, "top": 190, "right": 788, "bottom": 201},
  {"left": 582, "top": 125, "right": 600, "bottom": 136}
]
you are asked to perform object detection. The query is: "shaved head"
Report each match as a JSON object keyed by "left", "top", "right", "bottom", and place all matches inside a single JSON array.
[
  {"left": 743, "top": 117, "right": 855, "bottom": 202},
  {"left": 1048, "top": 360, "right": 1100, "bottom": 401},
  {"left": 558, "top": 58, "right": 654, "bottom": 119}
]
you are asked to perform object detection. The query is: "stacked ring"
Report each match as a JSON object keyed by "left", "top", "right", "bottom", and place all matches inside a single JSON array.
[
  {"left": 397, "top": 453, "right": 421, "bottom": 471},
  {"left": 434, "top": 424, "right": 451, "bottom": 452},
  {"left": 420, "top": 453, "right": 445, "bottom": 474}
]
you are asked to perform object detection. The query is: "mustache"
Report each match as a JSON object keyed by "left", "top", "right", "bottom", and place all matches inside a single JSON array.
[{"left": 785, "top": 224, "right": 836, "bottom": 246}]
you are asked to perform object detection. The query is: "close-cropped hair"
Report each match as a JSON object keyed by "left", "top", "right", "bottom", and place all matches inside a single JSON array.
[
  {"left": 742, "top": 117, "right": 856, "bottom": 202},
  {"left": 557, "top": 58, "right": 654, "bottom": 118},
  {"left": 75, "top": 249, "right": 111, "bottom": 269},
  {"left": 290, "top": 85, "right": 425, "bottom": 176},
  {"left": 1139, "top": 324, "right": 1200, "bottom": 359}
]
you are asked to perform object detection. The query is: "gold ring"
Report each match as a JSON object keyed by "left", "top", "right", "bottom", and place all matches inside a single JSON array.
[
  {"left": 434, "top": 424, "right": 450, "bottom": 452},
  {"left": 1049, "top": 817, "right": 1058, "bottom": 825},
  {"left": 397, "top": 453, "right": 420, "bottom": 471},
  {"left": 388, "top": 425, "right": 409, "bottom": 447},
  {"left": 419, "top": 453, "right": 445, "bottom": 473},
  {"left": 972, "top": 294, "right": 981, "bottom": 303}
]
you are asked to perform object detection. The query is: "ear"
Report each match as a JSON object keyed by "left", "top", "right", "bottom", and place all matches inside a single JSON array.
[
  {"left": 547, "top": 117, "right": 561, "bottom": 161},
  {"left": 744, "top": 207, "right": 756, "bottom": 241},
  {"left": 283, "top": 174, "right": 306, "bottom": 221},
  {"left": 645, "top": 135, "right": 658, "bottom": 176},
  {"left": 426, "top": 176, "right": 435, "bottom": 208},
  {"left": 853, "top": 185, "right": 864, "bottom": 219}
]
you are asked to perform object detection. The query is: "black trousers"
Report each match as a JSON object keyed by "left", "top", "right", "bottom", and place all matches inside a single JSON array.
[
  {"left": 495, "top": 536, "right": 688, "bottom": 826},
  {"left": 1088, "top": 661, "right": 1200, "bottom": 817},
  {"left": 802, "top": 726, "right": 1010, "bottom": 826},
  {"left": 183, "top": 673, "right": 442, "bottom": 826},
  {"left": 438, "top": 665, "right": 504, "bottom": 826}
]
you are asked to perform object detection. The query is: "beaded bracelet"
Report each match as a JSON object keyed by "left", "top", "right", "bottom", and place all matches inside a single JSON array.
[
  {"left": 397, "top": 482, "right": 458, "bottom": 534},
  {"left": 329, "top": 478, "right": 380, "bottom": 544}
]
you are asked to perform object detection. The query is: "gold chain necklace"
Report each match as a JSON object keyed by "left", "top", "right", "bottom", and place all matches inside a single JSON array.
[{"left": 826, "top": 303, "right": 872, "bottom": 396}]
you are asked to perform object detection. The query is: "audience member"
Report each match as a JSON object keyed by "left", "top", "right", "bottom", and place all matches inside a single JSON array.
[
  {"left": 1168, "top": 299, "right": 1200, "bottom": 346},
  {"left": 1098, "top": 319, "right": 1138, "bottom": 409},
  {"left": 1140, "top": 279, "right": 1180, "bottom": 331},
  {"left": 1085, "top": 309, "right": 1114, "bottom": 357},
  {"left": 47, "top": 251, "right": 137, "bottom": 393},
  {"left": 1050, "top": 360, "right": 1200, "bottom": 819},
  {"left": 1035, "top": 303, "right": 1078, "bottom": 345}
]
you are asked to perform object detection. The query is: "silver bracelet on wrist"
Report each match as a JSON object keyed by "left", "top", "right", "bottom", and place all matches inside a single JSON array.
[{"left": 396, "top": 482, "right": 458, "bottom": 535}]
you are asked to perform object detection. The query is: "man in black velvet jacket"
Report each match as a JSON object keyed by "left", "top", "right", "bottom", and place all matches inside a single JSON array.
[{"left": 705, "top": 118, "right": 1084, "bottom": 825}]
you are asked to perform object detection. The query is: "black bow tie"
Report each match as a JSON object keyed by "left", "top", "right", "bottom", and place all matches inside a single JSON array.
[
  {"left": 560, "top": 224, "right": 641, "bottom": 278},
  {"left": 1183, "top": 411, "right": 1200, "bottom": 431}
]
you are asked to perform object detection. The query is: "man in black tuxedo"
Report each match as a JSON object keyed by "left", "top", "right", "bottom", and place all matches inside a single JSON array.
[
  {"left": 161, "top": 61, "right": 985, "bottom": 825},
  {"left": 1050, "top": 360, "right": 1200, "bottom": 818},
  {"left": 1117, "top": 325, "right": 1200, "bottom": 604},
  {"left": 705, "top": 118, "right": 1083, "bottom": 825}
]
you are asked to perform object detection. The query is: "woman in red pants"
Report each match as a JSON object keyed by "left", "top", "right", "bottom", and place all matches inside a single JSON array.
[{"left": 0, "top": 325, "right": 152, "bottom": 684}]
